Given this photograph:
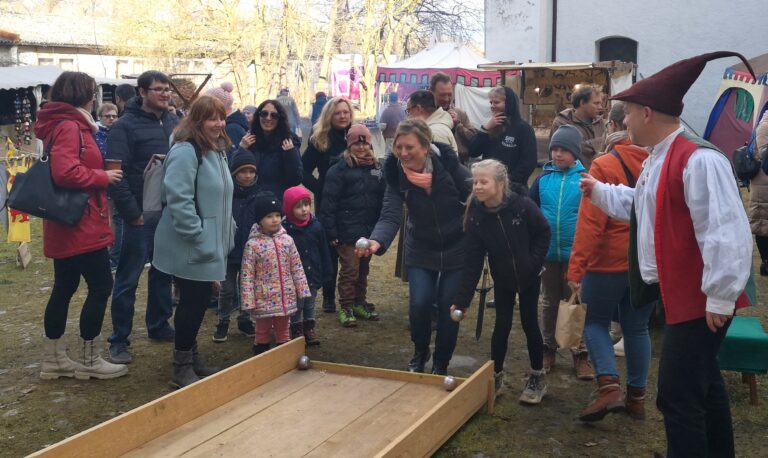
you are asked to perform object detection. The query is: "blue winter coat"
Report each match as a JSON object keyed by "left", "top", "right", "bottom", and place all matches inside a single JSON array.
[
  {"left": 529, "top": 161, "right": 585, "bottom": 262},
  {"left": 283, "top": 216, "right": 333, "bottom": 290}
]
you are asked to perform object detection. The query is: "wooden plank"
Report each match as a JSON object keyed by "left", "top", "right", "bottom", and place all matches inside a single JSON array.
[
  {"left": 376, "top": 361, "right": 495, "bottom": 458},
  {"left": 182, "top": 373, "right": 407, "bottom": 458},
  {"left": 123, "top": 369, "right": 325, "bottom": 457},
  {"left": 29, "top": 338, "right": 307, "bottom": 458},
  {"left": 305, "top": 382, "right": 447, "bottom": 457},
  {"left": 312, "top": 361, "right": 466, "bottom": 388}
]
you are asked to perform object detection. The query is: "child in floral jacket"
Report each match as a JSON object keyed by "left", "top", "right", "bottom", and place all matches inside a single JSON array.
[{"left": 241, "top": 192, "right": 311, "bottom": 354}]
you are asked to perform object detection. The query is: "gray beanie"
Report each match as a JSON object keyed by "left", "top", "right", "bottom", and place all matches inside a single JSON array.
[{"left": 549, "top": 125, "right": 582, "bottom": 161}]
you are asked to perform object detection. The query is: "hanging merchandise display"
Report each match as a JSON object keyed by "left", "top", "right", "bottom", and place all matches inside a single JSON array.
[
  {"left": 13, "top": 94, "right": 23, "bottom": 149},
  {"left": 22, "top": 95, "right": 32, "bottom": 145},
  {"left": 5, "top": 140, "right": 32, "bottom": 243}
]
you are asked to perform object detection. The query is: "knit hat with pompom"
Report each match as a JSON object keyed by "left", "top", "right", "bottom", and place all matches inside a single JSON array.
[{"left": 206, "top": 82, "right": 235, "bottom": 111}]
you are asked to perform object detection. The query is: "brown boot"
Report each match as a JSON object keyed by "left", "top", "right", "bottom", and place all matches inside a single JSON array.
[
  {"left": 573, "top": 352, "right": 595, "bottom": 381},
  {"left": 303, "top": 320, "right": 320, "bottom": 346},
  {"left": 578, "top": 375, "right": 625, "bottom": 422},
  {"left": 626, "top": 385, "right": 646, "bottom": 420},
  {"left": 543, "top": 348, "right": 556, "bottom": 373},
  {"left": 290, "top": 321, "right": 304, "bottom": 340}
]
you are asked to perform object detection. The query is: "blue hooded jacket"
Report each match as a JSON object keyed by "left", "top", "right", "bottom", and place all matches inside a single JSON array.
[{"left": 529, "top": 160, "right": 586, "bottom": 262}]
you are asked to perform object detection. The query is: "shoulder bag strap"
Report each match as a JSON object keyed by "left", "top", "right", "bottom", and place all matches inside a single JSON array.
[{"left": 610, "top": 149, "right": 636, "bottom": 188}]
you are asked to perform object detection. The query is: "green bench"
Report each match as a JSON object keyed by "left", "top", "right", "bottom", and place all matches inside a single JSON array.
[{"left": 718, "top": 316, "right": 768, "bottom": 405}]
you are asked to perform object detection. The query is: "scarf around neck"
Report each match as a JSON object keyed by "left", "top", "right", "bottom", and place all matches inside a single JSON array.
[{"left": 401, "top": 156, "right": 433, "bottom": 195}]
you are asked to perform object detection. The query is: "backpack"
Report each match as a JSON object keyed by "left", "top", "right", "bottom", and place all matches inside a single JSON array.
[
  {"left": 733, "top": 142, "right": 759, "bottom": 181},
  {"left": 142, "top": 141, "right": 202, "bottom": 225}
]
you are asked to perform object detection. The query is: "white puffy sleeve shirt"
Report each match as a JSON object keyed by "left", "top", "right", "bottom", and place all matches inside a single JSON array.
[{"left": 591, "top": 127, "right": 752, "bottom": 316}]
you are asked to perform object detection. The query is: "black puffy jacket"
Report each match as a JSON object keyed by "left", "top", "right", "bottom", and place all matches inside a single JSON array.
[
  {"left": 228, "top": 182, "right": 263, "bottom": 264},
  {"left": 369, "top": 143, "right": 471, "bottom": 272},
  {"left": 106, "top": 97, "right": 180, "bottom": 221},
  {"left": 454, "top": 193, "right": 551, "bottom": 308},
  {"left": 320, "top": 159, "right": 385, "bottom": 243},
  {"left": 283, "top": 216, "right": 333, "bottom": 289},
  {"left": 301, "top": 128, "right": 348, "bottom": 207},
  {"left": 239, "top": 132, "right": 303, "bottom": 201},
  {"left": 470, "top": 86, "right": 537, "bottom": 186}
]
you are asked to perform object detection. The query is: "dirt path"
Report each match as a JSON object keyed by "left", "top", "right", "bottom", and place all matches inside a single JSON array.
[{"left": 1, "top": 221, "right": 766, "bottom": 457}]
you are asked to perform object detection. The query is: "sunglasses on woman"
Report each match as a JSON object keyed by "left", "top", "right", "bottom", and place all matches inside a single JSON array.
[{"left": 259, "top": 111, "right": 280, "bottom": 120}]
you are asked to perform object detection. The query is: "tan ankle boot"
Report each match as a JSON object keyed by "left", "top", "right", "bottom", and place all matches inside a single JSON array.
[
  {"left": 40, "top": 337, "right": 82, "bottom": 380},
  {"left": 579, "top": 375, "right": 625, "bottom": 421},
  {"left": 626, "top": 385, "right": 646, "bottom": 420},
  {"left": 75, "top": 339, "right": 128, "bottom": 380},
  {"left": 573, "top": 352, "right": 595, "bottom": 381}
]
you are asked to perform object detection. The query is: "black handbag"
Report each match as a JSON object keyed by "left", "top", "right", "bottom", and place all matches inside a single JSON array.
[{"left": 8, "top": 122, "right": 89, "bottom": 226}]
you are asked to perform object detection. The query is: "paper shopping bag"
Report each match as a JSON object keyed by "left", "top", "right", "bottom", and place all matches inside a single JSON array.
[{"left": 555, "top": 292, "right": 587, "bottom": 349}]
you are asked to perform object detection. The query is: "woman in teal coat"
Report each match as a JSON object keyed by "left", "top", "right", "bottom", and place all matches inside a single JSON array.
[{"left": 153, "top": 95, "right": 236, "bottom": 389}]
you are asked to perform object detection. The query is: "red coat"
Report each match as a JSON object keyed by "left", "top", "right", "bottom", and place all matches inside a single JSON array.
[
  {"left": 656, "top": 134, "right": 748, "bottom": 324},
  {"left": 35, "top": 102, "right": 112, "bottom": 259}
]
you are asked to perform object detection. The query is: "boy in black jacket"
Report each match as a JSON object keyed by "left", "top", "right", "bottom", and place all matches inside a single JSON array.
[
  {"left": 283, "top": 186, "right": 332, "bottom": 344},
  {"left": 212, "top": 149, "right": 261, "bottom": 342}
]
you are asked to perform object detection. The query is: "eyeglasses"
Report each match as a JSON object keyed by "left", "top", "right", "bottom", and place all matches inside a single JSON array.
[
  {"left": 405, "top": 106, "right": 414, "bottom": 114},
  {"left": 146, "top": 87, "right": 172, "bottom": 94},
  {"left": 332, "top": 110, "right": 351, "bottom": 117},
  {"left": 103, "top": 114, "right": 118, "bottom": 119},
  {"left": 259, "top": 111, "right": 280, "bottom": 120}
]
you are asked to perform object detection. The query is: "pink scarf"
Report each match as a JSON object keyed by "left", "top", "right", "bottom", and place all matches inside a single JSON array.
[{"left": 402, "top": 165, "right": 432, "bottom": 195}]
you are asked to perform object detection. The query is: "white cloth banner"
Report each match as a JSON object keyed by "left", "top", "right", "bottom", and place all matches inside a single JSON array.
[{"left": 454, "top": 85, "right": 493, "bottom": 128}]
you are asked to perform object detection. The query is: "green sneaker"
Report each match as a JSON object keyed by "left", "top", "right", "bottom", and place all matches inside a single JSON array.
[
  {"left": 352, "top": 304, "right": 380, "bottom": 321},
  {"left": 339, "top": 308, "right": 357, "bottom": 327}
]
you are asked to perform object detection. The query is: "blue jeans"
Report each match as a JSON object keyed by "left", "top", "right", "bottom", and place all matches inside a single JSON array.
[
  {"left": 291, "top": 288, "right": 318, "bottom": 323},
  {"left": 108, "top": 219, "right": 173, "bottom": 345},
  {"left": 408, "top": 267, "right": 463, "bottom": 369},
  {"left": 110, "top": 210, "right": 124, "bottom": 270},
  {"left": 581, "top": 271, "right": 653, "bottom": 388},
  {"left": 217, "top": 264, "right": 250, "bottom": 324}
]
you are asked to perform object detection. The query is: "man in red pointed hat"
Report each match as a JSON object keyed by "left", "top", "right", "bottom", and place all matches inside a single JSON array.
[{"left": 580, "top": 52, "right": 754, "bottom": 457}]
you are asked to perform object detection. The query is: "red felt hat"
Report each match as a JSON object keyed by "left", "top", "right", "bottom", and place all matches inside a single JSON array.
[{"left": 611, "top": 51, "right": 756, "bottom": 116}]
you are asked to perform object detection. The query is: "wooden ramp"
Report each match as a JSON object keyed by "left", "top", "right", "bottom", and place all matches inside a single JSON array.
[{"left": 30, "top": 339, "right": 494, "bottom": 458}]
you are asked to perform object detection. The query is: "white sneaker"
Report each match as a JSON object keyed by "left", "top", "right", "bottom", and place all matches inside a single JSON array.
[
  {"left": 613, "top": 338, "right": 625, "bottom": 357},
  {"left": 519, "top": 370, "right": 547, "bottom": 405}
]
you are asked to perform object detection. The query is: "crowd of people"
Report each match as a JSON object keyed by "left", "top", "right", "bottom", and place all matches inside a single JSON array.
[{"left": 33, "top": 49, "right": 757, "bottom": 456}]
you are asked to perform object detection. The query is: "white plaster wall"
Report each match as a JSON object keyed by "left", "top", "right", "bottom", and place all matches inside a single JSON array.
[
  {"left": 555, "top": 0, "right": 765, "bottom": 133},
  {"left": 485, "top": 0, "right": 551, "bottom": 63}
]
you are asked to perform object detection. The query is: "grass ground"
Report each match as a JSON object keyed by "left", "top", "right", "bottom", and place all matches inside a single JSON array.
[{"left": 1, "top": 207, "right": 767, "bottom": 457}]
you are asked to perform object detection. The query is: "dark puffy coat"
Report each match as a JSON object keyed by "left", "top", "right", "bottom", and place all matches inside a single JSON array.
[
  {"left": 320, "top": 159, "right": 385, "bottom": 243},
  {"left": 35, "top": 102, "right": 112, "bottom": 259},
  {"left": 301, "top": 128, "right": 347, "bottom": 207},
  {"left": 225, "top": 110, "right": 249, "bottom": 155},
  {"left": 105, "top": 96, "right": 179, "bottom": 221},
  {"left": 228, "top": 181, "right": 262, "bottom": 264},
  {"left": 93, "top": 124, "right": 109, "bottom": 159},
  {"left": 454, "top": 193, "right": 551, "bottom": 309},
  {"left": 470, "top": 87, "right": 537, "bottom": 186},
  {"left": 239, "top": 132, "right": 303, "bottom": 201},
  {"left": 369, "top": 143, "right": 471, "bottom": 272},
  {"left": 283, "top": 216, "right": 333, "bottom": 289}
]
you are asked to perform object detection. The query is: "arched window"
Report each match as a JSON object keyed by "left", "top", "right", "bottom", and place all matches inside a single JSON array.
[{"left": 597, "top": 37, "right": 638, "bottom": 64}]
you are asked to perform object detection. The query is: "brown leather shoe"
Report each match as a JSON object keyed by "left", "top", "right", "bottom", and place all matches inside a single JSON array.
[
  {"left": 626, "top": 385, "right": 646, "bottom": 420},
  {"left": 303, "top": 320, "right": 320, "bottom": 346},
  {"left": 573, "top": 352, "right": 595, "bottom": 381},
  {"left": 578, "top": 375, "right": 625, "bottom": 422},
  {"left": 543, "top": 348, "right": 556, "bottom": 373}
]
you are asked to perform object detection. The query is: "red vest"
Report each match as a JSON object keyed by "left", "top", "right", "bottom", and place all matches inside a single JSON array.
[{"left": 655, "top": 133, "right": 749, "bottom": 324}]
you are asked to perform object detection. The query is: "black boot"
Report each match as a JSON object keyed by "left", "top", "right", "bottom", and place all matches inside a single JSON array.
[
  {"left": 252, "top": 343, "right": 271, "bottom": 355},
  {"left": 191, "top": 344, "right": 220, "bottom": 377},
  {"left": 170, "top": 349, "right": 199, "bottom": 389},
  {"left": 290, "top": 321, "right": 304, "bottom": 340},
  {"left": 431, "top": 361, "right": 448, "bottom": 376},
  {"left": 761, "top": 261, "right": 768, "bottom": 277},
  {"left": 407, "top": 347, "right": 431, "bottom": 373}
]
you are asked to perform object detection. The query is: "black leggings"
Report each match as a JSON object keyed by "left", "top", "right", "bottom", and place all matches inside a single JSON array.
[
  {"left": 756, "top": 236, "right": 768, "bottom": 262},
  {"left": 44, "top": 248, "right": 113, "bottom": 341},
  {"left": 492, "top": 281, "right": 544, "bottom": 373},
  {"left": 174, "top": 277, "right": 212, "bottom": 351}
]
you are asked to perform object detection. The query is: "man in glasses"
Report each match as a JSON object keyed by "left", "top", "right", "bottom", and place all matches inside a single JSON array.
[
  {"left": 105, "top": 70, "right": 180, "bottom": 364},
  {"left": 405, "top": 90, "right": 458, "bottom": 151}
]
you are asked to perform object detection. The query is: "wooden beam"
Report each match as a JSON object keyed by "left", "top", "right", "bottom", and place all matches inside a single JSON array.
[
  {"left": 29, "top": 338, "right": 306, "bottom": 457},
  {"left": 375, "top": 361, "right": 495, "bottom": 458},
  {"left": 312, "top": 361, "right": 466, "bottom": 388}
]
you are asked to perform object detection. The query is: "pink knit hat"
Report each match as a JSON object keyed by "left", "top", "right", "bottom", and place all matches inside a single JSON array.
[
  {"left": 206, "top": 82, "right": 234, "bottom": 111},
  {"left": 346, "top": 123, "right": 372, "bottom": 147}
]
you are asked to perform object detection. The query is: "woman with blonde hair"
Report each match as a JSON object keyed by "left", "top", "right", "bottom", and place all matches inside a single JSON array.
[
  {"left": 153, "top": 95, "right": 236, "bottom": 389},
  {"left": 358, "top": 119, "right": 470, "bottom": 375},
  {"left": 302, "top": 97, "right": 354, "bottom": 312}
]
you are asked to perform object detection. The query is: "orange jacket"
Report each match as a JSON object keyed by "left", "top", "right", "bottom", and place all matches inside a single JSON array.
[{"left": 567, "top": 138, "right": 648, "bottom": 283}]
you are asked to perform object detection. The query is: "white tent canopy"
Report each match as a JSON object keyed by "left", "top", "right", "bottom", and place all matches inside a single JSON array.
[
  {"left": 0, "top": 66, "right": 136, "bottom": 91},
  {"left": 382, "top": 42, "right": 492, "bottom": 71}
]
